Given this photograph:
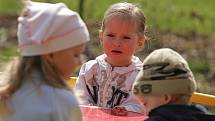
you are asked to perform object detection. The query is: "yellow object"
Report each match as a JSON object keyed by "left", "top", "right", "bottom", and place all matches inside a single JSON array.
[
  {"left": 69, "top": 77, "right": 215, "bottom": 106},
  {"left": 191, "top": 92, "right": 215, "bottom": 106},
  {"left": 68, "top": 77, "right": 77, "bottom": 87}
]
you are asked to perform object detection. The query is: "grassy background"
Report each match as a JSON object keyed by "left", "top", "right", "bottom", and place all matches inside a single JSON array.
[
  {"left": 1, "top": 0, "right": 214, "bottom": 74},
  {"left": 0, "top": 0, "right": 24, "bottom": 16},
  {"left": 1, "top": 0, "right": 214, "bottom": 38},
  {"left": 0, "top": 0, "right": 215, "bottom": 76},
  {"left": 19, "top": 0, "right": 215, "bottom": 35},
  {"left": 15, "top": 0, "right": 215, "bottom": 36}
]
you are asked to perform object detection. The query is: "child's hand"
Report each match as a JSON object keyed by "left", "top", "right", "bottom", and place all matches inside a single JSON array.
[
  {"left": 111, "top": 106, "right": 128, "bottom": 116},
  {"left": 87, "top": 103, "right": 95, "bottom": 106}
]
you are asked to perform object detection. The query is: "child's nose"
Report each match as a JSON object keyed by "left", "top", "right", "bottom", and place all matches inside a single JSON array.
[{"left": 113, "top": 38, "right": 122, "bottom": 46}]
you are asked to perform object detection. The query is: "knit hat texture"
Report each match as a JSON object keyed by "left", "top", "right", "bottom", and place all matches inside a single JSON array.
[
  {"left": 17, "top": 1, "right": 89, "bottom": 56},
  {"left": 133, "top": 48, "right": 197, "bottom": 96}
]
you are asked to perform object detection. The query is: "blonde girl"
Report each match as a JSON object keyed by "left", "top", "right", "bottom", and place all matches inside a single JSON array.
[
  {"left": 76, "top": 2, "right": 146, "bottom": 114},
  {"left": 0, "top": 1, "right": 89, "bottom": 121}
]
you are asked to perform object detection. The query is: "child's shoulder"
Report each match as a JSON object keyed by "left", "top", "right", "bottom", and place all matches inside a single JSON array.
[
  {"left": 52, "top": 88, "right": 79, "bottom": 105},
  {"left": 81, "top": 59, "right": 99, "bottom": 71},
  {"left": 81, "top": 54, "right": 105, "bottom": 71}
]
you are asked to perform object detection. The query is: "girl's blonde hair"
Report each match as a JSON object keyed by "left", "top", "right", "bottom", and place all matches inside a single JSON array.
[
  {"left": 0, "top": 56, "right": 71, "bottom": 114},
  {"left": 101, "top": 2, "right": 146, "bottom": 37}
]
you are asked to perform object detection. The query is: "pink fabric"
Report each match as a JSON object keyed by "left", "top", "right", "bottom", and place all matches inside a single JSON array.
[
  {"left": 81, "top": 105, "right": 148, "bottom": 121},
  {"left": 17, "top": 1, "right": 89, "bottom": 56}
]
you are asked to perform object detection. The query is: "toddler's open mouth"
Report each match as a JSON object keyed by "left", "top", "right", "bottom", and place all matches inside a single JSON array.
[{"left": 111, "top": 50, "right": 122, "bottom": 54}]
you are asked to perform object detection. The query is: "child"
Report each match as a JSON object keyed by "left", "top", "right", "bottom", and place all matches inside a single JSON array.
[
  {"left": 75, "top": 2, "right": 146, "bottom": 114},
  {"left": 133, "top": 48, "right": 215, "bottom": 121},
  {"left": 0, "top": 1, "right": 89, "bottom": 121}
]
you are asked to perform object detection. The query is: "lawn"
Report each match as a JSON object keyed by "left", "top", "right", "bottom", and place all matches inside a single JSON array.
[{"left": 1, "top": 0, "right": 213, "bottom": 35}]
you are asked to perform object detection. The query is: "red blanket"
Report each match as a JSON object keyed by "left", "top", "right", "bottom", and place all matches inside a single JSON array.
[{"left": 81, "top": 105, "right": 148, "bottom": 121}]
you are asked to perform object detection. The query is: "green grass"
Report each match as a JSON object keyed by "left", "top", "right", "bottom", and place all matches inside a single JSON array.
[
  {"left": 0, "top": 0, "right": 24, "bottom": 16},
  {"left": 64, "top": 0, "right": 215, "bottom": 36},
  {"left": 139, "top": 0, "right": 215, "bottom": 35},
  {"left": 0, "top": 0, "right": 214, "bottom": 68},
  {"left": 188, "top": 59, "right": 210, "bottom": 74},
  {"left": 0, "top": 47, "right": 18, "bottom": 63},
  {"left": 1, "top": 0, "right": 214, "bottom": 35}
]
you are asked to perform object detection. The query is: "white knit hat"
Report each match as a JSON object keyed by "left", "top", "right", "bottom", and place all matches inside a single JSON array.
[
  {"left": 133, "top": 48, "right": 197, "bottom": 96},
  {"left": 17, "top": 1, "right": 90, "bottom": 56}
]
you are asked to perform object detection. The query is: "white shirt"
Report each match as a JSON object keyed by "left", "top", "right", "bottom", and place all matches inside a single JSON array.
[
  {"left": 2, "top": 71, "right": 82, "bottom": 121},
  {"left": 75, "top": 54, "right": 144, "bottom": 113}
]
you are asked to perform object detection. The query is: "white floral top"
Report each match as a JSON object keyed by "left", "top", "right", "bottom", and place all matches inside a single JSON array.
[{"left": 75, "top": 54, "right": 144, "bottom": 113}]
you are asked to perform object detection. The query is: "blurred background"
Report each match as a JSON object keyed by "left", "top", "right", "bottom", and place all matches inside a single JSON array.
[{"left": 0, "top": 0, "right": 214, "bottom": 112}]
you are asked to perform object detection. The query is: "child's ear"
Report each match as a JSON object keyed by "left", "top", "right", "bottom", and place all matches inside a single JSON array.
[
  {"left": 99, "top": 30, "right": 103, "bottom": 45},
  {"left": 42, "top": 54, "right": 54, "bottom": 64},
  {"left": 164, "top": 95, "right": 172, "bottom": 104},
  {"left": 138, "top": 36, "right": 145, "bottom": 48}
]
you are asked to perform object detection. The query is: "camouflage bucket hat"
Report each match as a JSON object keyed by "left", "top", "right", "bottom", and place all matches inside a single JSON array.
[{"left": 132, "top": 48, "right": 197, "bottom": 96}]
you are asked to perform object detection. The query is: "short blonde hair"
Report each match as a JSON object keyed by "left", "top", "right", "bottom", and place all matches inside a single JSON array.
[{"left": 101, "top": 2, "right": 146, "bottom": 37}]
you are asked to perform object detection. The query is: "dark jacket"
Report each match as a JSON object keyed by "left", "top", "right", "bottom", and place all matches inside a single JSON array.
[{"left": 145, "top": 104, "right": 215, "bottom": 121}]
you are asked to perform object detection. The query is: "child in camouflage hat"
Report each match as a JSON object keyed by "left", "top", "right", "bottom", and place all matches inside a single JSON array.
[{"left": 132, "top": 48, "right": 215, "bottom": 121}]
